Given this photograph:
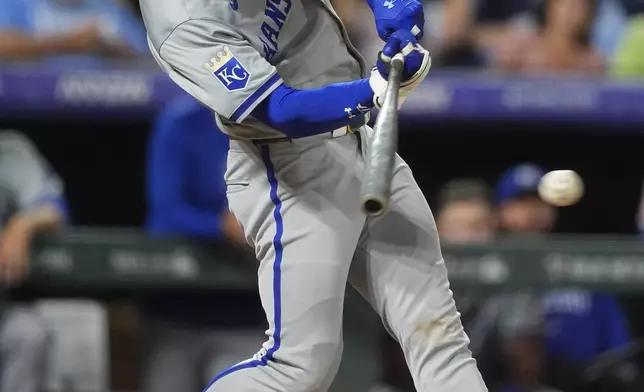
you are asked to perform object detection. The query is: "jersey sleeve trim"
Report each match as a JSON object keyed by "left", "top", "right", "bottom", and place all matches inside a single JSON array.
[{"left": 231, "top": 73, "right": 283, "bottom": 123}]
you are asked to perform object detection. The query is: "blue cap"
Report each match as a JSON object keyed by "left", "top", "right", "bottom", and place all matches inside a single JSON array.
[{"left": 495, "top": 163, "right": 545, "bottom": 205}]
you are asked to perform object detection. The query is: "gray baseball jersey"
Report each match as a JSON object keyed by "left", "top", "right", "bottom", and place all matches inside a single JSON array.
[
  {"left": 141, "top": 0, "right": 365, "bottom": 140},
  {"left": 0, "top": 131, "right": 64, "bottom": 227}
]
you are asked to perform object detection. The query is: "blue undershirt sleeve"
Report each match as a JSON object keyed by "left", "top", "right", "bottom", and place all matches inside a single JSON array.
[{"left": 250, "top": 79, "right": 374, "bottom": 139}]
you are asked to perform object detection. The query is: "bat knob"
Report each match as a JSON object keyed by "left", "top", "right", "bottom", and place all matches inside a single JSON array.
[{"left": 362, "top": 195, "right": 388, "bottom": 217}]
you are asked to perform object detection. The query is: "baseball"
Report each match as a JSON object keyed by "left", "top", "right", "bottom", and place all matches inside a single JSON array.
[{"left": 538, "top": 170, "right": 584, "bottom": 207}]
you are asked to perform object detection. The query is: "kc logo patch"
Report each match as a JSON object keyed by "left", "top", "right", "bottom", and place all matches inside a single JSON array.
[{"left": 204, "top": 47, "right": 251, "bottom": 91}]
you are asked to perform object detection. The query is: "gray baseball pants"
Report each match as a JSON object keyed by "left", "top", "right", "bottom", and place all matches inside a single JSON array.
[
  {"left": 206, "top": 127, "right": 487, "bottom": 392},
  {"left": 0, "top": 305, "right": 50, "bottom": 392}
]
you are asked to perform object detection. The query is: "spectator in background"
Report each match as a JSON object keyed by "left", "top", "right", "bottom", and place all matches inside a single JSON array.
[
  {"left": 496, "top": 163, "right": 632, "bottom": 392},
  {"left": 0, "top": 130, "right": 69, "bottom": 392},
  {"left": 592, "top": 0, "right": 627, "bottom": 60},
  {"left": 436, "top": 178, "right": 497, "bottom": 244},
  {"left": 612, "top": 0, "right": 644, "bottom": 77},
  {"left": 496, "top": 164, "right": 556, "bottom": 236},
  {"left": 497, "top": 0, "right": 605, "bottom": 74},
  {"left": 438, "top": 0, "right": 534, "bottom": 67},
  {"left": 495, "top": 293, "right": 563, "bottom": 392},
  {"left": 143, "top": 95, "right": 265, "bottom": 392},
  {"left": 0, "top": 0, "right": 147, "bottom": 66}
]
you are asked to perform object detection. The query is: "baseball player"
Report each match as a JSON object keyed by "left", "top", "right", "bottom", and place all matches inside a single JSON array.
[
  {"left": 140, "top": 1, "right": 487, "bottom": 391},
  {"left": 0, "top": 130, "right": 69, "bottom": 392}
]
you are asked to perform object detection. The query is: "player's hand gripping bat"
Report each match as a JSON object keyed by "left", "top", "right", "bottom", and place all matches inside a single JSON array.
[{"left": 360, "top": 53, "right": 405, "bottom": 217}]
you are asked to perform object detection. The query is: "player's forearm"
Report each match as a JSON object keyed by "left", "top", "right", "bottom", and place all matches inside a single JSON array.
[
  {"left": 7, "top": 205, "right": 65, "bottom": 239},
  {"left": 0, "top": 31, "right": 89, "bottom": 60},
  {"left": 0, "top": 31, "right": 59, "bottom": 60},
  {"left": 251, "top": 80, "right": 374, "bottom": 139}
]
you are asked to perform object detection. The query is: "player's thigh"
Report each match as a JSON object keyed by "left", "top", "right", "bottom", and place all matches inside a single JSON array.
[
  {"left": 349, "top": 158, "right": 449, "bottom": 336},
  {"left": 348, "top": 157, "right": 485, "bottom": 391}
]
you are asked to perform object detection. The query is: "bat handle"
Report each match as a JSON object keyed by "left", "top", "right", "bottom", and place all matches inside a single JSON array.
[{"left": 360, "top": 52, "right": 405, "bottom": 217}]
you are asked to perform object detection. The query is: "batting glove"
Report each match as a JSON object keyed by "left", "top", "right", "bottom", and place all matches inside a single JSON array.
[
  {"left": 367, "top": 0, "right": 425, "bottom": 41},
  {"left": 369, "top": 30, "right": 431, "bottom": 109}
]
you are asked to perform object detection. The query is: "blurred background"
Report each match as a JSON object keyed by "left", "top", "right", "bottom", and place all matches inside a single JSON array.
[{"left": 0, "top": 0, "right": 643, "bottom": 391}]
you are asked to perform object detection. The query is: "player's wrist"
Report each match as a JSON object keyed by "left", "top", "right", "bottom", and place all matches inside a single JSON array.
[
  {"left": 368, "top": 68, "right": 386, "bottom": 108},
  {"left": 357, "top": 78, "right": 376, "bottom": 107}
]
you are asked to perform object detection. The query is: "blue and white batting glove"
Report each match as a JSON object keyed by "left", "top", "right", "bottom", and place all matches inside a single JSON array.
[
  {"left": 367, "top": 0, "right": 425, "bottom": 41},
  {"left": 369, "top": 30, "right": 431, "bottom": 109}
]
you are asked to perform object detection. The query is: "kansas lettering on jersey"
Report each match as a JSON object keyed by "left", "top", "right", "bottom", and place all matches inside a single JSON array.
[{"left": 261, "top": 0, "right": 292, "bottom": 60}]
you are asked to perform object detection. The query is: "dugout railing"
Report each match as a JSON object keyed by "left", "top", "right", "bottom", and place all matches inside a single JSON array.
[
  {"left": 16, "top": 229, "right": 644, "bottom": 392},
  {"left": 25, "top": 229, "right": 644, "bottom": 295}
]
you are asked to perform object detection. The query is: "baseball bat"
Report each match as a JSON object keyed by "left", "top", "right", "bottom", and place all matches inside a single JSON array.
[{"left": 360, "top": 53, "right": 405, "bottom": 217}]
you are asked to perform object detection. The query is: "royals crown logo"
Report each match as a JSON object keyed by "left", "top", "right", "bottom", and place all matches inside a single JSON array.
[
  {"left": 204, "top": 46, "right": 251, "bottom": 92},
  {"left": 204, "top": 47, "right": 235, "bottom": 72}
]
